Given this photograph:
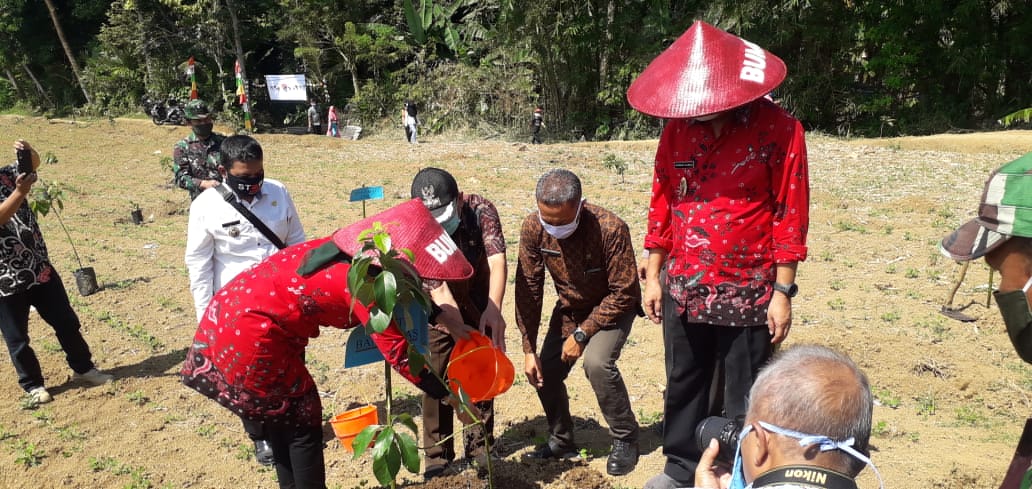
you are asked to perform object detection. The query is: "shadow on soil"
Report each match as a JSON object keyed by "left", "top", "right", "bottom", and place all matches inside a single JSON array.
[
  {"left": 46, "top": 347, "right": 188, "bottom": 396},
  {"left": 317, "top": 401, "right": 663, "bottom": 488}
]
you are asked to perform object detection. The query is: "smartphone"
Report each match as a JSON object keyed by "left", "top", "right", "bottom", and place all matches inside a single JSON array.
[{"left": 16, "top": 148, "right": 32, "bottom": 175}]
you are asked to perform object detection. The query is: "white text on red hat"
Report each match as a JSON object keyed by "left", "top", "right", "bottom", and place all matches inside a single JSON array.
[
  {"left": 426, "top": 231, "right": 458, "bottom": 263},
  {"left": 741, "top": 40, "right": 767, "bottom": 83}
]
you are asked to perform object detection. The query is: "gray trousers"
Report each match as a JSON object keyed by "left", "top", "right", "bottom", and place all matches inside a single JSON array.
[{"left": 536, "top": 310, "right": 639, "bottom": 449}]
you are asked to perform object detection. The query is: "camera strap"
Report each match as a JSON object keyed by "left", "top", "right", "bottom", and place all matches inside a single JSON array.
[
  {"left": 215, "top": 184, "right": 287, "bottom": 250},
  {"left": 752, "top": 465, "right": 857, "bottom": 489}
]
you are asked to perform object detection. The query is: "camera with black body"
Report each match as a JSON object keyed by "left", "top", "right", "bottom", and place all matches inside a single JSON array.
[
  {"left": 16, "top": 148, "right": 32, "bottom": 175},
  {"left": 695, "top": 415, "right": 744, "bottom": 466}
]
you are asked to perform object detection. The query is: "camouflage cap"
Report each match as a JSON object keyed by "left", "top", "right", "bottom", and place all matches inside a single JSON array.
[
  {"left": 184, "top": 100, "right": 212, "bottom": 120},
  {"left": 941, "top": 152, "right": 1032, "bottom": 261}
]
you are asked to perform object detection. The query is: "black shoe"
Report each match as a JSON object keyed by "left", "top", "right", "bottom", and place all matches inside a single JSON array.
[
  {"left": 524, "top": 443, "right": 579, "bottom": 460},
  {"left": 254, "top": 439, "right": 274, "bottom": 466},
  {"left": 424, "top": 463, "right": 458, "bottom": 480},
  {"left": 606, "top": 439, "right": 639, "bottom": 476}
]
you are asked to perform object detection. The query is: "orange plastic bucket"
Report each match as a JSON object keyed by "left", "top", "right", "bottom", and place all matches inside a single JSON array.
[
  {"left": 447, "top": 331, "right": 514, "bottom": 402},
  {"left": 329, "top": 405, "right": 379, "bottom": 452},
  {"left": 490, "top": 348, "right": 515, "bottom": 398}
]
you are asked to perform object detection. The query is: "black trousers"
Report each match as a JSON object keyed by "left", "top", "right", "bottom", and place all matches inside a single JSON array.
[
  {"left": 0, "top": 273, "right": 95, "bottom": 391},
  {"left": 660, "top": 288, "right": 772, "bottom": 485},
  {"left": 245, "top": 388, "right": 326, "bottom": 489}
]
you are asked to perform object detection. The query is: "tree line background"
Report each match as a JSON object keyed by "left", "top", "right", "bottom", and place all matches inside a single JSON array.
[{"left": 1, "top": 0, "right": 1030, "bottom": 139}]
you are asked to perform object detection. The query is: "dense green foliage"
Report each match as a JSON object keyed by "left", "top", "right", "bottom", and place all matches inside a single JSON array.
[{"left": 1, "top": 0, "right": 1030, "bottom": 137}]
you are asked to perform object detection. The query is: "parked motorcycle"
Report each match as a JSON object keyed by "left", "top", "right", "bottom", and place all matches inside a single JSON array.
[{"left": 142, "top": 95, "right": 185, "bottom": 126}]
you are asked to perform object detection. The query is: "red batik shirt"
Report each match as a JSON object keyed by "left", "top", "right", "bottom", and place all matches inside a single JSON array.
[
  {"left": 644, "top": 99, "right": 809, "bottom": 326},
  {"left": 180, "top": 236, "right": 447, "bottom": 426}
]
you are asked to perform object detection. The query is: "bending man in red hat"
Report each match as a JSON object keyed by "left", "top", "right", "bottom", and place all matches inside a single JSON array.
[
  {"left": 180, "top": 199, "right": 479, "bottom": 489},
  {"left": 628, "top": 21, "right": 810, "bottom": 489}
]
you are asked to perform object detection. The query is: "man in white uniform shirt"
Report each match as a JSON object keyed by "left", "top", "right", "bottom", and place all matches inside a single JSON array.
[
  {"left": 185, "top": 134, "right": 306, "bottom": 321},
  {"left": 184, "top": 134, "right": 305, "bottom": 467}
]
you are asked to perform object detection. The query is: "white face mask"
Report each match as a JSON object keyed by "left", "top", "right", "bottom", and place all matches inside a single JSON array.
[{"left": 539, "top": 200, "right": 584, "bottom": 240}]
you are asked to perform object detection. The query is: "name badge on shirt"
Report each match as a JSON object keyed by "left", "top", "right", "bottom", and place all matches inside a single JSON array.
[
  {"left": 540, "top": 248, "right": 561, "bottom": 256},
  {"left": 673, "top": 160, "right": 696, "bottom": 169},
  {"left": 222, "top": 220, "right": 241, "bottom": 237}
]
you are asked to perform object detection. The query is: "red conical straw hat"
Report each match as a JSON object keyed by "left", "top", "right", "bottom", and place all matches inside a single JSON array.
[
  {"left": 627, "top": 20, "right": 786, "bottom": 118},
  {"left": 332, "top": 199, "right": 473, "bottom": 281}
]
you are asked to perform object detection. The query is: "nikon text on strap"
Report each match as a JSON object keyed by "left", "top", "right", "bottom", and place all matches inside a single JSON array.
[
  {"left": 752, "top": 465, "right": 858, "bottom": 489},
  {"left": 215, "top": 184, "right": 287, "bottom": 250}
]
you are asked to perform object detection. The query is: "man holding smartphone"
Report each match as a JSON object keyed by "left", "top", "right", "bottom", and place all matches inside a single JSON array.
[{"left": 0, "top": 140, "right": 113, "bottom": 404}]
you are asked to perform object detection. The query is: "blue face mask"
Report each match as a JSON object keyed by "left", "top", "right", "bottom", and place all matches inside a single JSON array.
[
  {"left": 727, "top": 421, "right": 884, "bottom": 489},
  {"left": 727, "top": 424, "right": 751, "bottom": 489}
]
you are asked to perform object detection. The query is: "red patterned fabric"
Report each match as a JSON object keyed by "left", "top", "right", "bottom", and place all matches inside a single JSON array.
[
  {"left": 644, "top": 100, "right": 809, "bottom": 326},
  {"left": 181, "top": 236, "right": 425, "bottom": 425}
]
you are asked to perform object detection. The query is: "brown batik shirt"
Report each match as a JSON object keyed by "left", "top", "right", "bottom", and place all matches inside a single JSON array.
[
  {"left": 423, "top": 193, "right": 506, "bottom": 324},
  {"left": 515, "top": 202, "right": 641, "bottom": 354}
]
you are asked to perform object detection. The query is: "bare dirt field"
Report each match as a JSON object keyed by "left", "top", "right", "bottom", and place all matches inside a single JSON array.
[{"left": 0, "top": 116, "right": 1030, "bottom": 489}]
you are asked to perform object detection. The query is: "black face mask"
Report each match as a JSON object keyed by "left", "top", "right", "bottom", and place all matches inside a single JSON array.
[
  {"left": 193, "top": 122, "right": 214, "bottom": 138},
  {"left": 225, "top": 173, "right": 263, "bottom": 198},
  {"left": 994, "top": 275, "right": 1032, "bottom": 363}
]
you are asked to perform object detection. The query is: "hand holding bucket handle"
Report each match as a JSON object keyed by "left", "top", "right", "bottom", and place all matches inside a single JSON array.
[{"left": 445, "top": 394, "right": 482, "bottom": 425}]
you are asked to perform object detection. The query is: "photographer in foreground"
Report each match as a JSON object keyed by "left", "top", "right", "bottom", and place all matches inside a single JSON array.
[{"left": 694, "top": 345, "right": 880, "bottom": 489}]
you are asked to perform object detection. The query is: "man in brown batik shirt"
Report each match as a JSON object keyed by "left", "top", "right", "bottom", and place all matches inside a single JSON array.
[
  {"left": 515, "top": 168, "right": 641, "bottom": 476},
  {"left": 411, "top": 167, "right": 508, "bottom": 479}
]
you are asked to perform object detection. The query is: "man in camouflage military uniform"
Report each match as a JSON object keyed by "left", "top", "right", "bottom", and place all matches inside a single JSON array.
[{"left": 173, "top": 100, "right": 225, "bottom": 200}]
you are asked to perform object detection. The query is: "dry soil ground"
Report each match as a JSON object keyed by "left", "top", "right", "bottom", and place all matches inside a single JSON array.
[{"left": 0, "top": 116, "right": 1030, "bottom": 489}]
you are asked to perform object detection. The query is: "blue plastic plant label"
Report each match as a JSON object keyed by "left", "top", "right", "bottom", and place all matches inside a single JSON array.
[
  {"left": 348, "top": 186, "right": 384, "bottom": 202},
  {"left": 344, "top": 301, "right": 428, "bottom": 368}
]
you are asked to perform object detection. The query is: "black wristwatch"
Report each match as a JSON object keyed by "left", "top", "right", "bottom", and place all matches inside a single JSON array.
[
  {"left": 572, "top": 328, "right": 588, "bottom": 344},
  {"left": 773, "top": 282, "right": 798, "bottom": 298}
]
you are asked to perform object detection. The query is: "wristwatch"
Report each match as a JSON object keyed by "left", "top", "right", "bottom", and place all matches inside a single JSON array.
[
  {"left": 572, "top": 327, "right": 588, "bottom": 344},
  {"left": 773, "top": 282, "right": 799, "bottom": 298}
]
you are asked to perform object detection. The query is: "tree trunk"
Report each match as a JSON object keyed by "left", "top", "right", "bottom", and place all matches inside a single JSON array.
[
  {"left": 4, "top": 68, "right": 21, "bottom": 98},
  {"left": 224, "top": 0, "right": 251, "bottom": 112},
  {"left": 598, "top": 0, "right": 615, "bottom": 92},
  {"left": 22, "top": 63, "right": 55, "bottom": 107},
  {"left": 133, "top": 1, "right": 156, "bottom": 90},
  {"left": 41, "top": 0, "right": 92, "bottom": 105}
]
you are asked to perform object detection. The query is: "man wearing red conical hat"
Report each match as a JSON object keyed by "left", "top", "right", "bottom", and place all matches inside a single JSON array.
[
  {"left": 630, "top": 21, "right": 810, "bottom": 489},
  {"left": 180, "top": 199, "right": 480, "bottom": 489}
]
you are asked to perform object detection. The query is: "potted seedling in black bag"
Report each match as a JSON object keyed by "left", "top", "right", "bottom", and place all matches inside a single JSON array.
[
  {"left": 129, "top": 200, "right": 144, "bottom": 225},
  {"left": 28, "top": 180, "right": 100, "bottom": 296}
]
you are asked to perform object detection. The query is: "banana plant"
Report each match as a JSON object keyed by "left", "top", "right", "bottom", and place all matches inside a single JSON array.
[
  {"left": 402, "top": 0, "right": 470, "bottom": 58},
  {"left": 999, "top": 107, "right": 1032, "bottom": 127}
]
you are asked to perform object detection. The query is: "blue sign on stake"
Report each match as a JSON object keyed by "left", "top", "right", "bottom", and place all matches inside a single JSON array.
[
  {"left": 344, "top": 301, "right": 428, "bottom": 368},
  {"left": 348, "top": 186, "right": 384, "bottom": 202}
]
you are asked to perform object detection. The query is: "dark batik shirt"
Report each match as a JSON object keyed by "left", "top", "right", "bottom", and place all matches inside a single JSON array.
[
  {"left": 515, "top": 202, "right": 641, "bottom": 354},
  {"left": 0, "top": 164, "right": 53, "bottom": 297},
  {"left": 423, "top": 193, "right": 506, "bottom": 325},
  {"left": 173, "top": 132, "right": 225, "bottom": 199}
]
